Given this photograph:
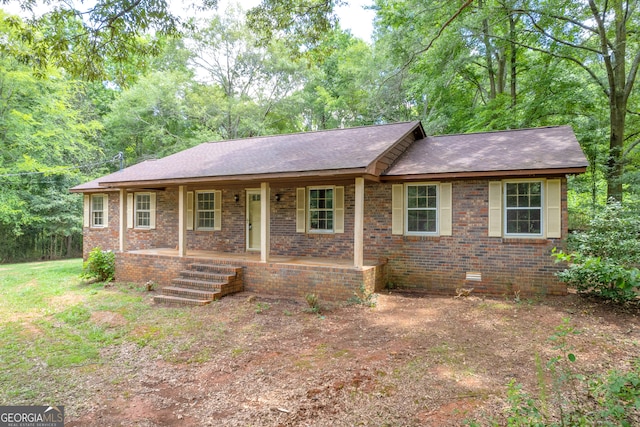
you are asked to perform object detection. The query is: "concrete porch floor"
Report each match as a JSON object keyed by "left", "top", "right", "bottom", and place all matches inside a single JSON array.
[{"left": 126, "top": 248, "right": 379, "bottom": 269}]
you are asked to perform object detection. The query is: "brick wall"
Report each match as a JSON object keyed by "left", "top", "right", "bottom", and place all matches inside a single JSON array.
[
  {"left": 82, "top": 192, "right": 120, "bottom": 259},
  {"left": 362, "top": 179, "right": 568, "bottom": 296},
  {"left": 84, "top": 177, "right": 568, "bottom": 297},
  {"left": 115, "top": 252, "right": 385, "bottom": 302}
]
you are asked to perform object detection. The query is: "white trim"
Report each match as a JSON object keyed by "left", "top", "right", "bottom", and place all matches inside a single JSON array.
[
  {"left": 246, "top": 189, "right": 261, "bottom": 251},
  {"left": 307, "top": 185, "right": 336, "bottom": 234},
  {"left": 404, "top": 182, "right": 440, "bottom": 236},
  {"left": 502, "top": 179, "right": 545, "bottom": 238},
  {"left": 89, "top": 193, "right": 108, "bottom": 228},
  {"left": 194, "top": 190, "right": 217, "bottom": 231},
  {"left": 134, "top": 192, "right": 153, "bottom": 229}
]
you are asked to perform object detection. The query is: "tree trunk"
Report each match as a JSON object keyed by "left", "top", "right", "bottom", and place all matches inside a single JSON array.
[
  {"left": 585, "top": 0, "right": 630, "bottom": 202},
  {"left": 479, "top": 0, "right": 497, "bottom": 100},
  {"left": 509, "top": 13, "right": 517, "bottom": 107}
]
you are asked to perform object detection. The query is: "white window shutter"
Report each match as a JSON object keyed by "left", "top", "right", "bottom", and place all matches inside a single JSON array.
[
  {"left": 488, "top": 181, "right": 502, "bottom": 237},
  {"left": 546, "top": 179, "right": 562, "bottom": 238},
  {"left": 296, "top": 187, "right": 306, "bottom": 233},
  {"left": 213, "top": 190, "right": 222, "bottom": 231},
  {"left": 127, "top": 193, "right": 133, "bottom": 229},
  {"left": 187, "top": 191, "right": 194, "bottom": 231},
  {"left": 83, "top": 195, "right": 90, "bottom": 228},
  {"left": 149, "top": 193, "right": 157, "bottom": 229},
  {"left": 392, "top": 184, "right": 404, "bottom": 235},
  {"left": 334, "top": 186, "right": 344, "bottom": 233},
  {"left": 103, "top": 194, "right": 109, "bottom": 227},
  {"left": 439, "top": 183, "right": 452, "bottom": 236}
]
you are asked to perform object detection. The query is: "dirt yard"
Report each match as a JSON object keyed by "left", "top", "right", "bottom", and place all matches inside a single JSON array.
[{"left": 65, "top": 290, "right": 640, "bottom": 426}]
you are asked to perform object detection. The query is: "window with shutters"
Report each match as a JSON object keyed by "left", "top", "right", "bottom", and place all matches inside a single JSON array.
[
  {"left": 90, "top": 194, "right": 107, "bottom": 227},
  {"left": 196, "top": 191, "right": 216, "bottom": 229},
  {"left": 135, "top": 193, "right": 152, "bottom": 228},
  {"left": 406, "top": 184, "right": 438, "bottom": 234},
  {"left": 391, "top": 182, "right": 451, "bottom": 237},
  {"left": 308, "top": 187, "right": 334, "bottom": 232},
  {"left": 504, "top": 181, "right": 543, "bottom": 236}
]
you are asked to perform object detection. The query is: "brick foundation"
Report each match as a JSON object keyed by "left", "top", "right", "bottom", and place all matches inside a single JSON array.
[{"left": 116, "top": 252, "right": 386, "bottom": 302}]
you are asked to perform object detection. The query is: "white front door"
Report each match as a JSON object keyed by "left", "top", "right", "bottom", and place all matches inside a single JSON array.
[{"left": 246, "top": 190, "right": 261, "bottom": 251}]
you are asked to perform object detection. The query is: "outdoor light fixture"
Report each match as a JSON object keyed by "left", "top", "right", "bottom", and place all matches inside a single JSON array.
[
  {"left": 275, "top": 193, "right": 281, "bottom": 202},
  {"left": 234, "top": 194, "right": 239, "bottom": 202}
]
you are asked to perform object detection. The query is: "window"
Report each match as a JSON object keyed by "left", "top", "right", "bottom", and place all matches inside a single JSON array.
[
  {"left": 296, "top": 186, "right": 344, "bottom": 234},
  {"left": 504, "top": 182, "right": 543, "bottom": 236},
  {"left": 309, "top": 187, "right": 334, "bottom": 232},
  {"left": 91, "top": 194, "right": 106, "bottom": 227},
  {"left": 392, "top": 182, "right": 452, "bottom": 236},
  {"left": 406, "top": 184, "right": 438, "bottom": 234},
  {"left": 196, "top": 191, "right": 216, "bottom": 229},
  {"left": 136, "top": 193, "right": 151, "bottom": 228}
]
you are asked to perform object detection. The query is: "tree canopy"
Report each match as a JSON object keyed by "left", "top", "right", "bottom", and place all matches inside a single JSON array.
[{"left": 0, "top": 0, "right": 638, "bottom": 261}]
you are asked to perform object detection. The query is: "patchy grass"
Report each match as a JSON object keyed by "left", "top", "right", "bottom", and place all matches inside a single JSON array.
[
  {"left": 1, "top": 260, "right": 639, "bottom": 427},
  {"left": 0, "top": 259, "right": 225, "bottom": 404}
]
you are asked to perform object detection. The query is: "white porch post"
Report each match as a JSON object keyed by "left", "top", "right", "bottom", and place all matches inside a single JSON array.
[
  {"left": 178, "top": 185, "right": 187, "bottom": 257},
  {"left": 354, "top": 177, "right": 365, "bottom": 268},
  {"left": 119, "top": 189, "right": 127, "bottom": 252},
  {"left": 260, "top": 182, "right": 270, "bottom": 263}
]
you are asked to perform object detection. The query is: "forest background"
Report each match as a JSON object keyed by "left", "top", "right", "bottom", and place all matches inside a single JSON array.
[{"left": 0, "top": 0, "right": 638, "bottom": 262}]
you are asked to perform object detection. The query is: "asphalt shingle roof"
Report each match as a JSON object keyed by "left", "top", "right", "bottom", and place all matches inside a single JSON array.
[
  {"left": 72, "top": 121, "right": 421, "bottom": 190},
  {"left": 71, "top": 122, "right": 588, "bottom": 192},
  {"left": 384, "top": 125, "right": 588, "bottom": 176}
]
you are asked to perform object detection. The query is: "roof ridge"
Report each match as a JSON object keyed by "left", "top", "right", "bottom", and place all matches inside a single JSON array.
[
  {"left": 430, "top": 125, "right": 569, "bottom": 138},
  {"left": 202, "top": 121, "right": 421, "bottom": 144}
]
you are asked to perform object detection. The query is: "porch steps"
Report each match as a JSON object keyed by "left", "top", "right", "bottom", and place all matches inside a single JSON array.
[{"left": 154, "top": 262, "right": 244, "bottom": 306}]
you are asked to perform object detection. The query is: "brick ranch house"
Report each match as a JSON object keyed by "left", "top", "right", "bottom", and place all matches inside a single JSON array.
[{"left": 71, "top": 121, "right": 588, "bottom": 305}]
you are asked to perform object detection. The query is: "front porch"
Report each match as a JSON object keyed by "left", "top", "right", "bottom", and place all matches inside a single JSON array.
[{"left": 116, "top": 248, "right": 388, "bottom": 303}]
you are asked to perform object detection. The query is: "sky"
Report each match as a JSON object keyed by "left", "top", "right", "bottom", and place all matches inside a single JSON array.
[
  {"left": 336, "top": 0, "right": 376, "bottom": 42},
  {"left": 2, "top": 0, "right": 376, "bottom": 42},
  {"left": 196, "top": 0, "right": 376, "bottom": 42}
]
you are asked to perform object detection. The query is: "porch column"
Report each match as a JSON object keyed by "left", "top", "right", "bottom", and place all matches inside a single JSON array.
[
  {"left": 119, "top": 189, "right": 127, "bottom": 252},
  {"left": 354, "top": 177, "right": 364, "bottom": 268},
  {"left": 260, "top": 182, "right": 270, "bottom": 262},
  {"left": 178, "top": 185, "right": 187, "bottom": 257}
]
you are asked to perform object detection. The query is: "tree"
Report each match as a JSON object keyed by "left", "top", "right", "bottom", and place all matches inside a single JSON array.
[
  {"left": 297, "top": 28, "right": 379, "bottom": 129},
  {"left": 188, "top": 5, "right": 303, "bottom": 139},
  {"left": 247, "top": 0, "right": 344, "bottom": 55},
  {"left": 511, "top": 0, "right": 640, "bottom": 202},
  {"left": 0, "top": 0, "right": 216, "bottom": 84},
  {"left": 0, "top": 10, "right": 104, "bottom": 261}
]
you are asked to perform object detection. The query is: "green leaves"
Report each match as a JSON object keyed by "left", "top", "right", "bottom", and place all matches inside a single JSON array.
[
  {"left": 553, "top": 202, "right": 640, "bottom": 303},
  {"left": 2, "top": 0, "right": 195, "bottom": 85}
]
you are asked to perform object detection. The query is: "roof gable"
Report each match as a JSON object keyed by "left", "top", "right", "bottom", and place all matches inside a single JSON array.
[
  {"left": 71, "top": 123, "right": 588, "bottom": 192},
  {"left": 73, "top": 121, "right": 422, "bottom": 190}
]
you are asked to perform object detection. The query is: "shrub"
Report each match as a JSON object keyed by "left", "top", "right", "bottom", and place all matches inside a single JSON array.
[
  {"left": 305, "top": 293, "right": 320, "bottom": 313},
  {"left": 553, "top": 201, "right": 640, "bottom": 303},
  {"left": 476, "top": 321, "right": 640, "bottom": 426},
  {"left": 348, "top": 284, "right": 377, "bottom": 307},
  {"left": 82, "top": 247, "right": 115, "bottom": 282}
]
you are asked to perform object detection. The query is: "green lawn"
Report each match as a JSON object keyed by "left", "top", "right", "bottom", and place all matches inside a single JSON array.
[{"left": 0, "top": 259, "right": 216, "bottom": 404}]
